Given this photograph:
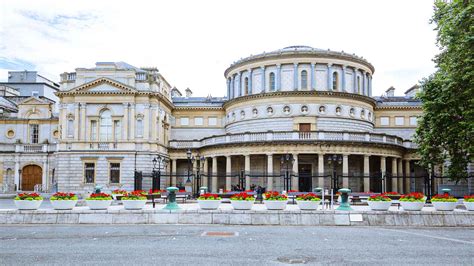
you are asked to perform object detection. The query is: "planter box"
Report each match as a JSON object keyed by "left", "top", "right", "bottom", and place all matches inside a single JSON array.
[
  {"left": 197, "top": 200, "right": 221, "bottom": 210},
  {"left": 264, "top": 200, "right": 287, "bottom": 210},
  {"left": 14, "top": 200, "right": 43, "bottom": 210},
  {"left": 122, "top": 200, "right": 147, "bottom": 210},
  {"left": 296, "top": 200, "right": 320, "bottom": 210},
  {"left": 367, "top": 201, "right": 392, "bottom": 211},
  {"left": 230, "top": 200, "right": 254, "bottom": 210},
  {"left": 400, "top": 201, "right": 425, "bottom": 211},
  {"left": 86, "top": 200, "right": 113, "bottom": 210},
  {"left": 51, "top": 200, "right": 77, "bottom": 210},
  {"left": 464, "top": 202, "right": 474, "bottom": 211},
  {"left": 432, "top": 201, "right": 458, "bottom": 211}
]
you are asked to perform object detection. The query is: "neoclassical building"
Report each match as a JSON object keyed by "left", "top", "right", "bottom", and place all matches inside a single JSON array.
[{"left": 2, "top": 46, "right": 453, "bottom": 194}]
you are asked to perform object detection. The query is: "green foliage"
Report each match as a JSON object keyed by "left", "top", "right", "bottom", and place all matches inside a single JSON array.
[{"left": 415, "top": 0, "right": 474, "bottom": 181}]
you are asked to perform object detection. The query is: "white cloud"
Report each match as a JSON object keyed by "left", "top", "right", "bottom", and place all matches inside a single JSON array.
[{"left": 0, "top": 0, "right": 438, "bottom": 97}]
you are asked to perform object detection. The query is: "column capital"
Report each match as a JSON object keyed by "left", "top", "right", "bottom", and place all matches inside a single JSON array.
[
  {"left": 342, "top": 65, "right": 347, "bottom": 69},
  {"left": 327, "top": 63, "right": 333, "bottom": 67},
  {"left": 260, "top": 65, "right": 265, "bottom": 70},
  {"left": 247, "top": 68, "right": 252, "bottom": 73},
  {"left": 311, "top": 62, "right": 316, "bottom": 66},
  {"left": 293, "top": 62, "right": 298, "bottom": 67},
  {"left": 266, "top": 153, "right": 273, "bottom": 157}
]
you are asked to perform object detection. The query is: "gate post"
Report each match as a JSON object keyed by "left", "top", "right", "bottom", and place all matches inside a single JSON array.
[{"left": 134, "top": 171, "right": 143, "bottom": 191}]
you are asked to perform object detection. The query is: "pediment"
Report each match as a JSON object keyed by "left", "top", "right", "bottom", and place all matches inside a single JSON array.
[
  {"left": 68, "top": 77, "right": 137, "bottom": 94},
  {"left": 18, "top": 97, "right": 50, "bottom": 105}
]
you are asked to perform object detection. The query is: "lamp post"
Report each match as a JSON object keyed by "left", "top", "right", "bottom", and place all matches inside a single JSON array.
[
  {"left": 152, "top": 155, "right": 168, "bottom": 192},
  {"left": 281, "top": 154, "right": 294, "bottom": 192},
  {"left": 186, "top": 149, "right": 195, "bottom": 191},
  {"left": 327, "top": 154, "right": 343, "bottom": 194}
]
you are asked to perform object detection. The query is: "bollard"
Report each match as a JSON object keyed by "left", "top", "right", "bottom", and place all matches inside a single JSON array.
[
  {"left": 163, "top": 187, "right": 180, "bottom": 210},
  {"left": 336, "top": 188, "right": 353, "bottom": 211},
  {"left": 94, "top": 185, "right": 102, "bottom": 194}
]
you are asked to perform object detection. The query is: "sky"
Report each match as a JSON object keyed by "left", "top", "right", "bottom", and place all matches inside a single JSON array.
[{"left": 0, "top": 0, "right": 439, "bottom": 97}]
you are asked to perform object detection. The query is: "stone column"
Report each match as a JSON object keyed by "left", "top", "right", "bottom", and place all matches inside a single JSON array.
[
  {"left": 202, "top": 158, "right": 208, "bottom": 188},
  {"left": 226, "top": 79, "right": 230, "bottom": 99},
  {"left": 404, "top": 160, "right": 411, "bottom": 193},
  {"left": 260, "top": 66, "right": 265, "bottom": 93},
  {"left": 318, "top": 154, "right": 325, "bottom": 188},
  {"left": 226, "top": 156, "right": 232, "bottom": 191},
  {"left": 80, "top": 103, "right": 86, "bottom": 140},
  {"left": 276, "top": 64, "right": 282, "bottom": 91},
  {"left": 212, "top": 156, "right": 218, "bottom": 193},
  {"left": 74, "top": 103, "right": 79, "bottom": 141},
  {"left": 42, "top": 159, "right": 48, "bottom": 191},
  {"left": 362, "top": 71, "right": 366, "bottom": 95},
  {"left": 327, "top": 64, "right": 332, "bottom": 90},
  {"left": 380, "top": 156, "right": 386, "bottom": 192},
  {"left": 171, "top": 159, "right": 177, "bottom": 186},
  {"left": 311, "top": 63, "right": 316, "bottom": 90},
  {"left": 143, "top": 104, "right": 150, "bottom": 140},
  {"left": 267, "top": 154, "right": 273, "bottom": 191},
  {"left": 391, "top": 157, "right": 398, "bottom": 192},
  {"left": 123, "top": 103, "right": 129, "bottom": 140},
  {"left": 397, "top": 159, "right": 403, "bottom": 193},
  {"left": 363, "top": 155, "right": 370, "bottom": 192},
  {"left": 342, "top": 154, "right": 349, "bottom": 188},
  {"left": 237, "top": 72, "right": 242, "bottom": 97},
  {"left": 248, "top": 69, "right": 253, "bottom": 94},
  {"left": 292, "top": 154, "right": 298, "bottom": 191},
  {"left": 14, "top": 159, "right": 20, "bottom": 191},
  {"left": 293, "top": 63, "right": 298, "bottom": 90},
  {"left": 353, "top": 68, "right": 358, "bottom": 93},
  {"left": 342, "top": 65, "right": 346, "bottom": 92},
  {"left": 130, "top": 104, "right": 136, "bottom": 139},
  {"left": 230, "top": 76, "right": 234, "bottom": 99},
  {"left": 244, "top": 155, "right": 250, "bottom": 191}
]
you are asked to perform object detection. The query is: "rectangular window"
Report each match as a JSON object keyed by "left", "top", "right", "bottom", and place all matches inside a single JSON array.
[
  {"left": 208, "top": 117, "right": 217, "bottom": 126},
  {"left": 67, "top": 119, "right": 74, "bottom": 138},
  {"left": 136, "top": 119, "right": 143, "bottom": 137},
  {"left": 30, "top": 124, "right": 39, "bottom": 143},
  {"left": 114, "top": 120, "right": 121, "bottom": 140},
  {"left": 299, "top": 123, "right": 311, "bottom": 132},
  {"left": 91, "top": 121, "right": 97, "bottom": 140},
  {"left": 194, "top": 117, "right": 203, "bottom": 126},
  {"left": 380, "top": 117, "right": 390, "bottom": 126},
  {"left": 84, "top": 163, "right": 95, "bottom": 184},
  {"left": 180, "top": 117, "right": 189, "bottom": 126},
  {"left": 109, "top": 163, "right": 120, "bottom": 183},
  {"left": 32, "top": 91, "right": 39, "bottom": 97},
  {"left": 395, "top": 116, "right": 405, "bottom": 126},
  {"left": 409, "top": 116, "right": 418, "bottom": 126}
]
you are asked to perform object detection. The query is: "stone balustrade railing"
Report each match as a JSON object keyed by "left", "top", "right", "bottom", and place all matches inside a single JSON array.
[
  {"left": 169, "top": 131, "right": 416, "bottom": 149},
  {"left": 7, "top": 144, "right": 58, "bottom": 153}
]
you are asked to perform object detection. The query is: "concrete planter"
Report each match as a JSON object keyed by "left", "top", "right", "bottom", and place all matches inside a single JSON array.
[
  {"left": 230, "top": 200, "right": 254, "bottom": 210},
  {"left": 86, "top": 200, "right": 113, "bottom": 210},
  {"left": 264, "top": 200, "right": 288, "bottom": 210},
  {"left": 464, "top": 202, "right": 474, "bottom": 211},
  {"left": 51, "top": 200, "right": 77, "bottom": 210},
  {"left": 197, "top": 200, "right": 221, "bottom": 210},
  {"left": 432, "top": 201, "right": 458, "bottom": 211},
  {"left": 401, "top": 201, "right": 425, "bottom": 211},
  {"left": 296, "top": 200, "right": 320, "bottom": 210},
  {"left": 368, "top": 201, "right": 392, "bottom": 211},
  {"left": 122, "top": 200, "right": 147, "bottom": 210},
  {"left": 14, "top": 200, "right": 43, "bottom": 210}
]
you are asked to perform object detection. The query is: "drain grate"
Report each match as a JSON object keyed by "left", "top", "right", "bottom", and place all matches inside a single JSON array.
[{"left": 201, "top": 231, "right": 239, "bottom": 237}]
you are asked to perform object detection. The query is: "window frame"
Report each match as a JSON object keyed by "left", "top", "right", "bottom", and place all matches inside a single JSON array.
[
  {"left": 301, "top": 70, "right": 308, "bottom": 89},
  {"left": 332, "top": 72, "right": 339, "bottom": 91},
  {"left": 29, "top": 124, "right": 39, "bottom": 144},
  {"left": 380, "top": 116, "right": 390, "bottom": 126},
  {"left": 109, "top": 162, "right": 121, "bottom": 184},
  {"left": 244, "top": 77, "right": 249, "bottom": 95},
  {"left": 208, "top": 117, "right": 217, "bottom": 126},
  {"left": 194, "top": 117, "right": 204, "bottom": 126},
  {"left": 84, "top": 162, "right": 95, "bottom": 184},
  {"left": 409, "top": 116, "right": 418, "bottom": 126},
  {"left": 99, "top": 110, "right": 113, "bottom": 141},
  {"left": 395, "top": 116, "right": 405, "bottom": 126},
  {"left": 269, "top": 72, "right": 276, "bottom": 91}
]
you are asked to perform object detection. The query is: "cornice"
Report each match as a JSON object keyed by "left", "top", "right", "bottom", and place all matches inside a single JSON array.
[
  {"left": 375, "top": 105, "right": 422, "bottom": 110},
  {"left": 173, "top": 106, "right": 224, "bottom": 111}
]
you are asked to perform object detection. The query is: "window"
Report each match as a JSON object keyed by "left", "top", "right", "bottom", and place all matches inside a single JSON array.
[
  {"left": 269, "top": 72, "right": 276, "bottom": 91},
  {"left": 335, "top": 107, "right": 342, "bottom": 115},
  {"left": 100, "top": 110, "right": 112, "bottom": 141},
  {"left": 90, "top": 121, "right": 97, "bottom": 140},
  {"left": 32, "top": 91, "right": 39, "bottom": 97},
  {"left": 114, "top": 120, "right": 121, "bottom": 140},
  {"left": 67, "top": 118, "right": 74, "bottom": 138},
  {"left": 332, "top": 72, "right": 338, "bottom": 90},
  {"left": 244, "top": 77, "right": 249, "bottom": 95},
  {"left": 395, "top": 116, "right": 405, "bottom": 126},
  {"left": 301, "top": 70, "right": 308, "bottom": 89},
  {"left": 30, "top": 124, "right": 39, "bottom": 143},
  {"left": 194, "top": 117, "right": 203, "bottom": 126},
  {"left": 319, "top": 106, "right": 326, "bottom": 114},
  {"left": 357, "top": 76, "right": 361, "bottom": 94},
  {"left": 109, "top": 163, "right": 120, "bottom": 184},
  {"left": 299, "top": 123, "right": 311, "bottom": 132},
  {"left": 84, "top": 163, "right": 95, "bottom": 184},
  {"left": 380, "top": 117, "right": 390, "bottom": 126},
  {"left": 136, "top": 119, "right": 143, "bottom": 137},
  {"left": 208, "top": 117, "right": 217, "bottom": 126},
  {"left": 409, "top": 116, "right": 418, "bottom": 126},
  {"left": 180, "top": 117, "right": 189, "bottom": 126}
]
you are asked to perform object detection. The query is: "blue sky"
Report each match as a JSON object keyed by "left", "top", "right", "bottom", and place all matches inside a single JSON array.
[{"left": 0, "top": 0, "right": 438, "bottom": 97}]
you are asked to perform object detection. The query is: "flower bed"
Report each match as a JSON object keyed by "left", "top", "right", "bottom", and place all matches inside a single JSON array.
[
  {"left": 86, "top": 193, "right": 113, "bottom": 210},
  {"left": 431, "top": 194, "right": 458, "bottom": 211},
  {"left": 263, "top": 192, "right": 288, "bottom": 210},
  {"left": 367, "top": 194, "right": 392, "bottom": 211},
  {"left": 295, "top": 193, "right": 321, "bottom": 210},
  {"left": 197, "top": 193, "right": 222, "bottom": 210},
  {"left": 121, "top": 191, "right": 148, "bottom": 210},
  {"left": 230, "top": 192, "right": 255, "bottom": 210},
  {"left": 14, "top": 193, "right": 43, "bottom": 210},
  {"left": 464, "top": 195, "right": 474, "bottom": 211},
  {"left": 50, "top": 192, "right": 78, "bottom": 210},
  {"left": 400, "top": 192, "right": 425, "bottom": 211}
]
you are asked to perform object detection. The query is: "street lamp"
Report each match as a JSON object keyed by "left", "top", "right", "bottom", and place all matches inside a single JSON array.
[
  {"left": 327, "top": 154, "right": 343, "bottom": 194},
  {"left": 281, "top": 154, "right": 294, "bottom": 192},
  {"left": 152, "top": 155, "right": 168, "bottom": 191},
  {"left": 186, "top": 149, "right": 195, "bottom": 184},
  {"left": 194, "top": 155, "right": 205, "bottom": 197}
]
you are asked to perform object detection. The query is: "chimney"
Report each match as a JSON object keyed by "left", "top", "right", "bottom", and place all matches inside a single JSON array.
[
  {"left": 185, "top": 88, "right": 193, "bottom": 98},
  {"left": 385, "top": 86, "right": 395, "bottom": 97}
]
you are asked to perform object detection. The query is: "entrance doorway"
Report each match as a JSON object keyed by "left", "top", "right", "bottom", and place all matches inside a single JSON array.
[
  {"left": 298, "top": 164, "right": 312, "bottom": 192},
  {"left": 21, "top": 165, "right": 42, "bottom": 191}
]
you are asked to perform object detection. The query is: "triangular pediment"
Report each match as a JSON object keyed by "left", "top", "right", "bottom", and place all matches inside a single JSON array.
[
  {"left": 68, "top": 77, "right": 137, "bottom": 94},
  {"left": 18, "top": 97, "right": 50, "bottom": 105}
]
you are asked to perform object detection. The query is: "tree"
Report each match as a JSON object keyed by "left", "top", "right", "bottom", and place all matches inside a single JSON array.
[{"left": 415, "top": 0, "right": 474, "bottom": 181}]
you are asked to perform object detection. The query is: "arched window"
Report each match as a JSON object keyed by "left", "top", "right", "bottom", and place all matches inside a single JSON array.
[
  {"left": 244, "top": 77, "right": 249, "bottom": 95},
  {"left": 357, "top": 76, "right": 361, "bottom": 94},
  {"left": 269, "top": 72, "right": 276, "bottom": 91},
  {"left": 332, "top": 72, "right": 338, "bottom": 91},
  {"left": 301, "top": 70, "right": 308, "bottom": 89},
  {"left": 100, "top": 110, "right": 112, "bottom": 141}
]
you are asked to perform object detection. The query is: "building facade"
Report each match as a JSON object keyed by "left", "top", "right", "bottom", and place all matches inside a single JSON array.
[{"left": 2, "top": 46, "right": 466, "bottom": 195}]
